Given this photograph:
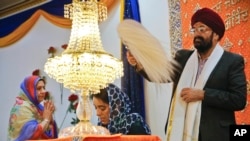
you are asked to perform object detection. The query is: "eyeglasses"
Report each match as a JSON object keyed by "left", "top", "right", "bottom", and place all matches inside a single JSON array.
[
  {"left": 190, "top": 26, "right": 211, "bottom": 34},
  {"left": 125, "top": 46, "right": 129, "bottom": 50}
]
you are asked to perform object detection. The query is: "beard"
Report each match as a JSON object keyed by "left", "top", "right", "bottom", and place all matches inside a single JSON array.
[{"left": 193, "top": 32, "right": 213, "bottom": 53}]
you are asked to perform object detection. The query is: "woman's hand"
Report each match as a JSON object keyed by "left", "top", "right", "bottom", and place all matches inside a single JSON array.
[
  {"left": 40, "top": 100, "right": 55, "bottom": 131},
  {"left": 43, "top": 100, "right": 55, "bottom": 121}
]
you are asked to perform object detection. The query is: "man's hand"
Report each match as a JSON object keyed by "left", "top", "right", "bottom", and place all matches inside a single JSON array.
[
  {"left": 180, "top": 88, "right": 204, "bottom": 103},
  {"left": 126, "top": 51, "right": 137, "bottom": 66}
]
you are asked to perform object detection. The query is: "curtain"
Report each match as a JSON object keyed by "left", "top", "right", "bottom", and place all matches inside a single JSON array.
[{"left": 120, "top": 0, "right": 146, "bottom": 119}]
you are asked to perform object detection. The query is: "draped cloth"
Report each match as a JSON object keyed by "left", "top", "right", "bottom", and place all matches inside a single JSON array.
[
  {"left": 8, "top": 76, "right": 58, "bottom": 141},
  {"left": 0, "top": 0, "right": 118, "bottom": 47},
  {"left": 166, "top": 44, "right": 224, "bottom": 141},
  {"left": 120, "top": 0, "right": 146, "bottom": 119}
]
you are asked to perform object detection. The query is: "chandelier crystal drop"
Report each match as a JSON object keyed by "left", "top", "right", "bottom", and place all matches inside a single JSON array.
[{"left": 44, "top": 0, "right": 124, "bottom": 95}]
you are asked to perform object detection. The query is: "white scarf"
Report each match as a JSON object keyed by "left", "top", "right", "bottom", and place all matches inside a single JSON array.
[{"left": 166, "top": 44, "right": 224, "bottom": 141}]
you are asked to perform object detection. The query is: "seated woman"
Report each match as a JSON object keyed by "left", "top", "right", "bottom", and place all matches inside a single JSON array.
[
  {"left": 8, "top": 75, "right": 58, "bottom": 141},
  {"left": 91, "top": 83, "right": 151, "bottom": 135}
]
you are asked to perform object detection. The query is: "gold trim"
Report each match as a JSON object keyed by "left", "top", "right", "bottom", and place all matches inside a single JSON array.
[
  {"left": 166, "top": 91, "right": 177, "bottom": 141},
  {"left": 120, "top": 0, "right": 125, "bottom": 21}
]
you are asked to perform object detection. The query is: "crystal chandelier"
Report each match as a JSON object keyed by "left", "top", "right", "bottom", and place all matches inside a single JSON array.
[
  {"left": 44, "top": 0, "right": 123, "bottom": 95},
  {"left": 44, "top": 0, "right": 123, "bottom": 137}
]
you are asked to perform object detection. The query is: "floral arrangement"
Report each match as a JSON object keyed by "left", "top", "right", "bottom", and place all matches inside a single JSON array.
[
  {"left": 68, "top": 94, "right": 78, "bottom": 113},
  {"left": 59, "top": 93, "right": 80, "bottom": 129},
  {"left": 68, "top": 94, "right": 80, "bottom": 125}
]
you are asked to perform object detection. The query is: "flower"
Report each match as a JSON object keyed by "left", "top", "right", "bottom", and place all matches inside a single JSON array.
[
  {"left": 48, "top": 46, "right": 56, "bottom": 54},
  {"left": 61, "top": 44, "right": 68, "bottom": 50},
  {"left": 31, "top": 69, "right": 47, "bottom": 84},
  {"left": 68, "top": 94, "right": 80, "bottom": 125},
  {"left": 68, "top": 94, "right": 79, "bottom": 113},
  {"left": 59, "top": 93, "right": 80, "bottom": 129},
  {"left": 68, "top": 94, "right": 78, "bottom": 102},
  {"left": 48, "top": 46, "right": 56, "bottom": 57},
  {"left": 32, "top": 69, "right": 40, "bottom": 76},
  {"left": 45, "top": 91, "right": 52, "bottom": 100}
]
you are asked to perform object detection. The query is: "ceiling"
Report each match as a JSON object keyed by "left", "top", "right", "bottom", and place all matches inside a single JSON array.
[{"left": 0, "top": 0, "right": 50, "bottom": 19}]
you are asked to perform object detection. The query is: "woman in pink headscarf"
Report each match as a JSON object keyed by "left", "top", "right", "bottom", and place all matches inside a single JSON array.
[{"left": 8, "top": 75, "right": 58, "bottom": 141}]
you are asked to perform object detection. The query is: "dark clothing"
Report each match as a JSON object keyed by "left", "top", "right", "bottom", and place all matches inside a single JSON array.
[
  {"left": 127, "top": 119, "right": 150, "bottom": 135},
  {"left": 139, "top": 49, "right": 247, "bottom": 141},
  {"left": 102, "top": 119, "right": 149, "bottom": 135}
]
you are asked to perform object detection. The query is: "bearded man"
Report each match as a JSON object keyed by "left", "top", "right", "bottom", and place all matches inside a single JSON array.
[{"left": 124, "top": 7, "right": 247, "bottom": 141}]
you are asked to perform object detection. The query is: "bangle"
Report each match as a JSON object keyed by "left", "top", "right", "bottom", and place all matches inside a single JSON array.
[
  {"left": 41, "top": 118, "right": 50, "bottom": 129},
  {"left": 44, "top": 119, "right": 50, "bottom": 123}
]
